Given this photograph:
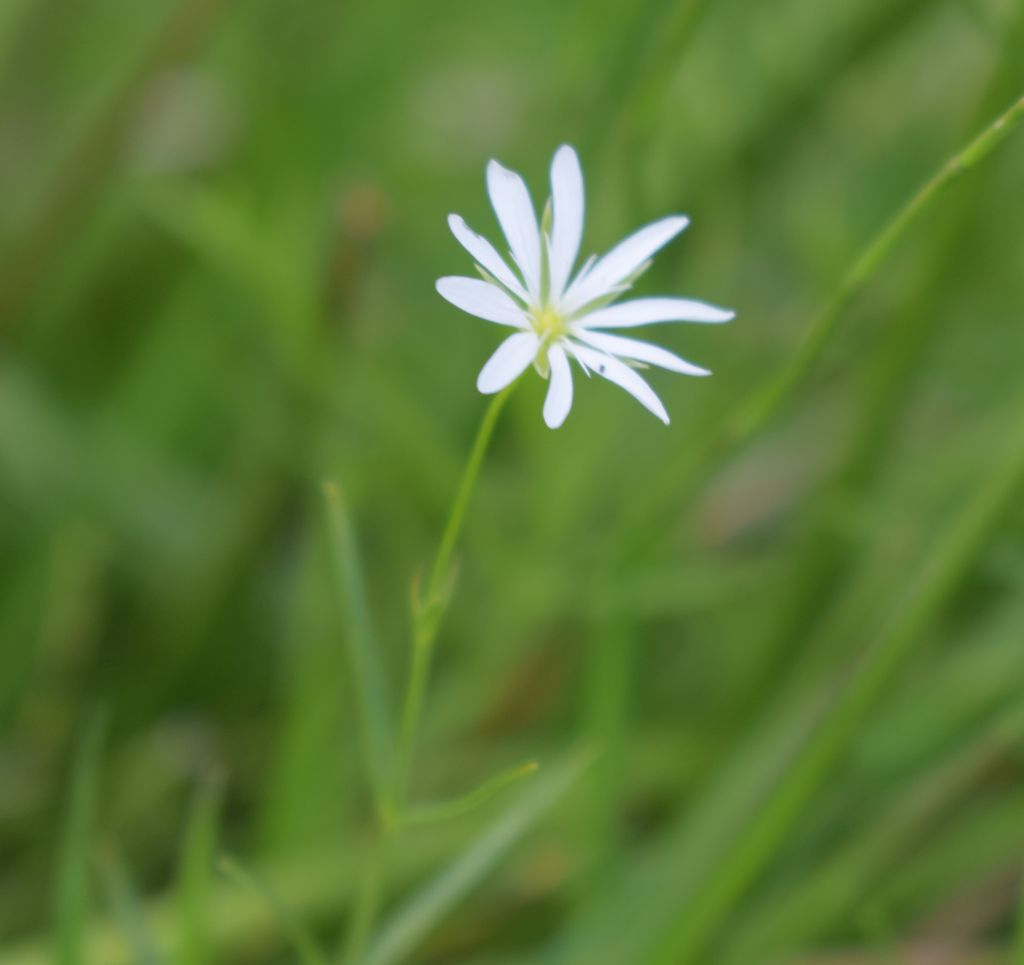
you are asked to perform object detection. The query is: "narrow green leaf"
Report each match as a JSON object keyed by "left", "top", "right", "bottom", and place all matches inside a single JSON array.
[
  {"left": 365, "top": 749, "right": 592, "bottom": 965},
  {"left": 96, "top": 843, "right": 165, "bottom": 965},
  {"left": 258, "top": 512, "right": 351, "bottom": 855},
  {"left": 218, "top": 855, "right": 326, "bottom": 965},
  {"left": 174, "top": 773, "right": 225, "bottom": 965},
  {"left": 578, "top": 614, "right": 631, "bottom": 896},
  {"left": 54, "top": 709, "right": 105, "bottom": 965},
  {"left": 321, "top": 480, "right": 394, "bottom": 817},
  {"left": 405, "top": 761, "right": 539, "bottom": 826}
]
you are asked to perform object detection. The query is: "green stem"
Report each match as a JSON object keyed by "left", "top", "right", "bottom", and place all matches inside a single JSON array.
[
  {"left": 341, "top": 834, "right": 390, "bottom": 965},
  {"left": 423, "top": 387, "right": 513, "bottom": 609},
  {"left": 395, "top": 387, "right": 513, "bottom": 802},
  {"left": 342, "top": 387, "right": 512, "bottom": 964}
]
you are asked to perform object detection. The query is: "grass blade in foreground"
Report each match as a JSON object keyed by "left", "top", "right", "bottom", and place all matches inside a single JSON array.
[
  {"left": 218, "top": 856, "right": 326, "bottom": 965},
  {"left": 175, "top": 774, "right": 225, "bottom": 965},
  {"left": 322, "top": 481, "right": 395, "bottom": 818},
  {"left": 0, "top": 821, "right": 479, "bottom": 965},
  {"left": 365, "top": 749, "right": 591, "bottom": 965},
  {"left": 342, "top": 389, "right": 513, "bottom": 965},
  {"left": 97, "top": 844, "right": 166, "bottom": 965},
  {"left": 55, "top": 710, "right": 105, "bottom": 965}
]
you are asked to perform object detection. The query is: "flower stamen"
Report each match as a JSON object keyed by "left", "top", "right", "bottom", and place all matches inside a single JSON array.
[{"left": 530, "top": 304, "right": 568, "bottom": 345}]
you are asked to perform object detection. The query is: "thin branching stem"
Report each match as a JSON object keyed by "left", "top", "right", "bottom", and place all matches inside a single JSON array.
[
  {"left": 423, "top": 387, "right": 513, "bottom": 612},
  {"left": 395, "top": 386, "right": 513, "bottom": 805},
  {"left": 342, "top": 387, "right": 512, "bottom": 964}
]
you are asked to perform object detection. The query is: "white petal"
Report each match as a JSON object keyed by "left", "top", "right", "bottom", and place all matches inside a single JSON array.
[
  {"left": 563, "top": 215, "right": 689, "bottom": 312},
  {"left": 436, "top": 276, "right": 529, "bottom": 327},
  {"left": 548, "top": 145, "right": 584, "bottom": 302},
  {"left": 486, "top": 160, "right": 542, "bottom": 301},
  {"left": 447, "top": 215, "right": 529, "bottom": 302},
  {"left": 578, "top": 296, "right": 734, "bottom": 328},
  {"left": 543, "top": 343, "right": 573, "bottom": 428},
  {"left": 573, "top": 330, "right": 710, "bottom": 376},
  {"left": 477, "top": 331, "right": 540, "bottom": 394},
  {"left": 569, "top": 344, "right": 670, "bottom": 424}
]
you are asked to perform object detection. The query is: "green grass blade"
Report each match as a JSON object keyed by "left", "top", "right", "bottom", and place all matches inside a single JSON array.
[
  {"left": 321, "top": 480, "right": 395, "bottom": 819},
  {"left": 365, "top": 749, "right": 591, "bottom": 965},
  {"left": 218, "top": 855, "right": 326, "bottom": 965},
  {"left": 0, "top": 823, "right": 477, "bottom": 965},
  {"left": 257, "top": 514, "right": 351, "bottom": 854},
  {"left": 577, "top": 613, "right": 631, "bottom": 897},
  {"left": 96, "top": 843, "right": 165, "bottom": 965},
  {"left": 54, "top": 709, "right": 105, "bottom": 965},
  {"left": 174, "top": 773, "right": 225, "bottom": 965}
]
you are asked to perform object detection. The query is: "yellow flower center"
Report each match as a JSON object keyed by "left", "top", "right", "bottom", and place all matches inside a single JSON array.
[{"left": 531, "top": 304, "right": 568, "bottom": 343}]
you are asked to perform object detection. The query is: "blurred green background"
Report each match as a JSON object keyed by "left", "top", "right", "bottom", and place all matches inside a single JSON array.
[{"left": 2, "top": 0, "right": 1024, "bottom": 962}]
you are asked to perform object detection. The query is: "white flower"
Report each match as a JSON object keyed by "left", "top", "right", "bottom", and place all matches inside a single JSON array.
[{"left": 436, "top": 145, "right": 734, "bottom": 429}]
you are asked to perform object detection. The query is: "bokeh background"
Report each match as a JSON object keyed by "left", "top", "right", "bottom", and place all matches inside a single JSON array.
[{"left": 2, "top": 0, "right": 1024, "bottom": 962}]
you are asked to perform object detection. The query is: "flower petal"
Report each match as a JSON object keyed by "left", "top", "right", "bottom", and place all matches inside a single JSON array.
[
  {"left": 563, "top": 215, "right": 689, "bottom": 312},
  {"left": 447, "top": 214, "right": 529, "bottom": 302},
  {"left": 486, "top": 160, "right": 542, "bottom": 301},
  {"left": 436, "top": 276, "right": 529, "bottom": 327},
  {"left": 569, "top": 344, "right": 670, "bottom": 424},
  {"left": 543, "top": 343, "right": 573, "bottom": 428},
  {"left": 578, "top": 296, "right": 734, "bottom": 328},
  {"left": 548, "top": 145, "right": 584, "bottom": 302},
  {"left": 476, "top": 331, "right": 540, "bottom": 394},
  {"left": 573, "top": 329, "right": 710, "bottom": 376}
]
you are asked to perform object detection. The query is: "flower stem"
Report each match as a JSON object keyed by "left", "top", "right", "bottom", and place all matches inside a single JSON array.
[
  {"left": 341, "top": 387, "right": 512, "bottom": 964},
  {"left": 396, "top": 386, "right": 513, "bottom": 805},
  {"left": 424, "top": 387, "right": 513, "bottom": 610}
]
